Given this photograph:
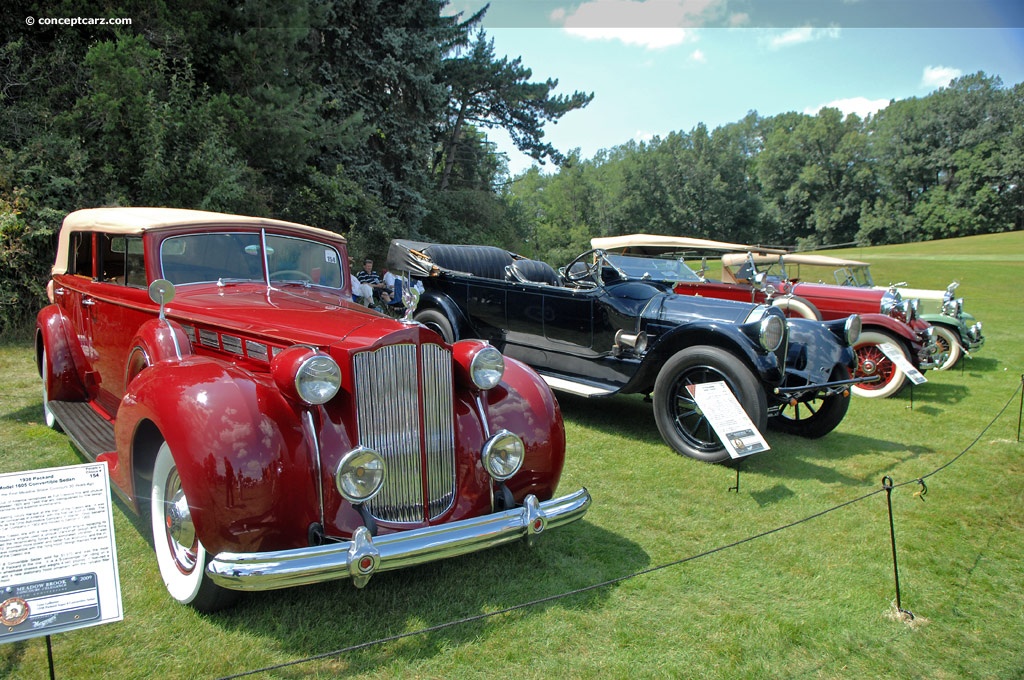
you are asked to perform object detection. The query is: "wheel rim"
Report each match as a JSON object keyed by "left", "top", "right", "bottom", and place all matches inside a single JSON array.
[
  {"left": 667, "top": 365, "right": 730, "bottom": 452},
  {"left": 854, "top": 344, "right": 897, "bottom": 391},
  {"left": 161, "top": 469, "right": 199, "bottom": 575},
  {"left": 778, "top": 394, "right": 824, "bottom": 423}
]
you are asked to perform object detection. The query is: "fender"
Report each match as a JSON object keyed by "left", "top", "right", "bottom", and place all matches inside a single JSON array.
[
  {"left": 125, "top": 317, "right": 194, "bottom": 385},
  {"left": 626, "top": 320, "right": 779, "bottom": 394},
  {"left": 771, "top": 295, "right": 822, "bottom": 321},
  {"left": 416, "top": 289, "right": 473, "bottom": 341},
  {"left": 115, "top": 356, "right": 320, "bottom": 555},
  {"left": 859, "top": 312, "right": 921, "bottom": 346},
  {"left": 484, "top": 356, "right": 566, "bottom": 502},
  {"left": 35, "top": 305, "right": 88, "bottom": 402}
]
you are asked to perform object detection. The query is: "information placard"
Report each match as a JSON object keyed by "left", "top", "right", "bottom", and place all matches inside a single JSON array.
[
  {"left": 0, "top": 463, "right": 123, "bottom": 644},
  {"left": 878, "top": 342, "right": 928, "bottom": 385},
  {"left": 688, "top": 381, "right": 770, "bottom": 459}
]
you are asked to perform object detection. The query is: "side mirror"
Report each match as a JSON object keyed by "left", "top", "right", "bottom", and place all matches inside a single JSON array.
[{"left": 149, "top": 279, "right": 176, "bottom": 320}]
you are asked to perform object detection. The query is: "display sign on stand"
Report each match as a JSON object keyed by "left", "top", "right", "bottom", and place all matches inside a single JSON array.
[
  {"left": 0, "top": 462, "right": 123, "bottom": 646},
  {"left": 688, "top": 381, "right": 770, "bottom": 459},
  {"left": 878, "top": 342, "right": 928, "bottom": 385}
]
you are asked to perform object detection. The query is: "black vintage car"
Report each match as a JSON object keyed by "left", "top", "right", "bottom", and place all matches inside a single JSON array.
[{"left": 387, "top": 240, "right": 865, "bottom": 463}]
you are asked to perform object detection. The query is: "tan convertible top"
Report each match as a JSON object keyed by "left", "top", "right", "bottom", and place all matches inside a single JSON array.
[
  {"left": 53, "top": 207, "right": 345, "bottom": 275},
  {"left": 591, "top": 234, "right": 786, "bottom": 255},
  {"left": 721, "top": 252, "right": 869, "bottom": 268}
]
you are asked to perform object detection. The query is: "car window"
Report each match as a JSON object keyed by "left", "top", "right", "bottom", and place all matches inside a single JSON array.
[
  {"left": 70, "top": 232, "right": 93, "bottom": 277},
  {"left": 161, "top": 232, "right": 265, "bottom": 285},
  {"left": 265, "top": 234, "right": 343, "bottom": 288},
  {"left": 607, "top": 254, "right": 702, "bottom": 282},
  {"left": 100, "top": 234, "right": 146, "bottom": 287}
]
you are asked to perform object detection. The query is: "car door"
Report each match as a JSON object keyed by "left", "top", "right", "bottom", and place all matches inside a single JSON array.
[{"left": 502, "top": 282, "right": 596, "bottom": 373}]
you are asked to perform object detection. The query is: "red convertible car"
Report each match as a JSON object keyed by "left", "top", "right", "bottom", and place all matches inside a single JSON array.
[
  {"left": 36, "top": 208, "right": 590, "bottom": 611},
  {"left": 591, "top": 235, "right": 941, "bottom": 399}
]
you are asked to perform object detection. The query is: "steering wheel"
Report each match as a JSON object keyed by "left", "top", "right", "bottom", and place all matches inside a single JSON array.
[
  {"left": 270, "top": 269, "right": 313, "bottom": 283},
  {"left": 563, "top": 250, "right": 601, "bottom": 286}
]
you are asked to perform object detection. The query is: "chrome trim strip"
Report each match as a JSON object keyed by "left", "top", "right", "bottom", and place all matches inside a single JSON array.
[
  {"left": 303, "top": 410, "right": 325, "bottom": 528},
  {"left": 207, "top": 488, "right": 591, "bottom": 591}
]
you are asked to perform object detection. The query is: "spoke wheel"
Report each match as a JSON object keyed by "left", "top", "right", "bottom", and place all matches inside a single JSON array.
[
  {"left": 852, "top": 330, "right": 908, "bottom": 399},
  {"left": 151, "top": 442, "right": 237, "bottom": 612},
  {"left": 931, "top": 325, "right": 962, "bottom": 371},
  {"left": 770, "top": 366, "right": 851, "bottom": 438},
  {"left": 653, "top": 347, "right": 767, "bottom": 464}
]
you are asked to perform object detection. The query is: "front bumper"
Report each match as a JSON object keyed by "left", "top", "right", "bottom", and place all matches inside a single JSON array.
[{"left": 207, "top": 487, "right": 591, "bottom": 591}]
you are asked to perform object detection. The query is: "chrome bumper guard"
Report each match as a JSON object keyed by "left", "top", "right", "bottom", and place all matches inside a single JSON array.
[{"left": 207, "top": 487, "right": 591, "bottom": 591}]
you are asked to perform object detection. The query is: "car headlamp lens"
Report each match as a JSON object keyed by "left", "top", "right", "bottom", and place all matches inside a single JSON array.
[
  {"left": 759, "top": 315, "right": 785, "bottom": 352},
  {"left": 335, "top": 447, "right": 386, "bottom": 503},
  {"left": 295, "top": 354, "right": 342, "bottom": 404},
  {"left": 481, "top": 430, "right": 525, "bottom": 481},
  {"left": 844, "top": 315, "right": 862, "bottom": 346},
  {"left": 470, "top": 345, "right": 505, "bottom": 390}
]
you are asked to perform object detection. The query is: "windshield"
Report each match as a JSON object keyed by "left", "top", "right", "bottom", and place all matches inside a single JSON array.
[
  {"left": 605, "top": 254, "right": 703, "bottom": 282},
  {"left": 160, "top": 232, "right": 344, "bottom": 288}
]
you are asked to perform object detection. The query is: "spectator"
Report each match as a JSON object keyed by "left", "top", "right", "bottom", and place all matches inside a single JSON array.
[
  {"left": 357, "top": 258, "right": 392, "bottom": 305},
  {"left": 349, "top": 257, "right": 373, "bottom": 306}
]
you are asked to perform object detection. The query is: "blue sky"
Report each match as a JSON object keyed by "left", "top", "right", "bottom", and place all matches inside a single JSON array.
[{"left": 444, "top": 0, "right": 1024, "bottom": 176}]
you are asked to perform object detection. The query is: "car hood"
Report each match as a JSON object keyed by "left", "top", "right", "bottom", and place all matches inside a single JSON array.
[
  {"left": 647, "top": 288, "right": 760, "bottom": 324},
  {"left": 790, "top": 281, "right": 883, "bottom": 304},
  {"left": 169, "top": 284, "right": 394, "bottom": 346}
]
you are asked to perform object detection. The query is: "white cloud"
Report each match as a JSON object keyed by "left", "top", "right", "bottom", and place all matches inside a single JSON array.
[
  {"left": 634, "top": 130, "right": 656, "bottom": 144},
  {"left": 921, "top": 65, "right": 962, "bottom": 89},
  {"left": 766, "top": 26, "right": 841, "bottom": 50},
  {"left": 690, "top": 48, "right": 706, "bottom": 62},
  {"left": 805, "top": 96, "right": 892, "bottom": 119},
  {"left": 557, "top": 0, "right": 724, "bottom": 49}
]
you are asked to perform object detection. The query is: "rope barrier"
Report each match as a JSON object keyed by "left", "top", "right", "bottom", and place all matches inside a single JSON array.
[{"left": 218, "top": 379, "right": 1024, "bottom": 680}]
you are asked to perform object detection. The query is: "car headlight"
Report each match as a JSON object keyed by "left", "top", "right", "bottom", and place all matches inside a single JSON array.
[
  {"left": 481, "top": 430, "right": 525, "bottom": 481},
  {"left": 845, "top": 315, "right": 862, "bottom": 346},
  {"left": 335, "top": 447, "right": 386, "bottom": 503},
  {"left": 295, "top": 354, "right": 342, "bottom": 404},
  {"left": 470, "top": 345, "right": 505, "bottom": 390},
  {"left": 272, "top": 346, "right": 343, "bottom": 405},
  {"left": 759, "top": 315, "right": 785, "bottom": 352}
]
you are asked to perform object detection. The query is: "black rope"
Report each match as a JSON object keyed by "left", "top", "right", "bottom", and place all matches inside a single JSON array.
[{"left": 218, "top": 379, "right": 1024, "bottom": 680}]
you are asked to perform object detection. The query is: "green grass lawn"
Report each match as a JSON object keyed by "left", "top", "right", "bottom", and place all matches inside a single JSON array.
[{"left": 1, "top": 231, "right": 1022, "bottom": 679}]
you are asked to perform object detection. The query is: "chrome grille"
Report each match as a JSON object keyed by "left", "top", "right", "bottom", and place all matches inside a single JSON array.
[{"left": 353, "top": 343, "right": 456, "bottom": 523}]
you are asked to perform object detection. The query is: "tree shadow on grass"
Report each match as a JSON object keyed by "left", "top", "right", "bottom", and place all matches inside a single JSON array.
[{"left": 209, "top": 519, "right": 647, "bottom": 675}]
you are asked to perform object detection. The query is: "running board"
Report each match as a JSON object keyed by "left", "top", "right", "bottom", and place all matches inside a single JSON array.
[
  {"left": 48, "top": 401, "right": 116, "bottom": 460},
  {"left": 539, "top": 374, "right": 617, "bottom": 397}
]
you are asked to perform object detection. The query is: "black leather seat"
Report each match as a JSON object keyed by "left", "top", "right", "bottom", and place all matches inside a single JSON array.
[
  {"left": 424, "top": 244, "right": 514, "bottom": 280},
  {"left": 508, "top": 259, "right": 560, "bottom": 285}
]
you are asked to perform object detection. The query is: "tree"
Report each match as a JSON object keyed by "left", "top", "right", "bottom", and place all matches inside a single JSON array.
[{"left": 436, "top": 30, "right": 593, "bottom": 190}]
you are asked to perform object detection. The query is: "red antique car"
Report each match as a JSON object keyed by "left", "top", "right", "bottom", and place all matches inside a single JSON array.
[
  {"left": 36, "top": 207, "right": 590, "bottom": 611},
  {"left": 591, "top": 235, "right": 940, "bottom": 399}
]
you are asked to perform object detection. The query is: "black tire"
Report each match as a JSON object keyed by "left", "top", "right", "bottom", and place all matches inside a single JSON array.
[
  {"left": 151, "top": 442, "right": 238, "bottom": 612},
  {"left": 770, "top": 366, "right": 852, "bottom": 438},
  {"left": 652, "top": 346, "right": 768, "bottom": 464},
  {"left": 852, "top": 330, "right": 908, "bottom": 399},
  {"left": 414, "top": 309, "right": 455, "bottom": 344},
  {"left": 931, "top": 324, "right": 962, "bottom": 371}
]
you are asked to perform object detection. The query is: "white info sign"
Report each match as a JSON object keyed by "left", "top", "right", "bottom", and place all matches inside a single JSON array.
[
  {"left": 688, "top": 381, "right": 770, "bottom": 459},
  {"left": 0, "top": 463, "right": 123, "bottom": 644},
  {"left": 878, "top": 342, "right": 928, "bottom": 385}
]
